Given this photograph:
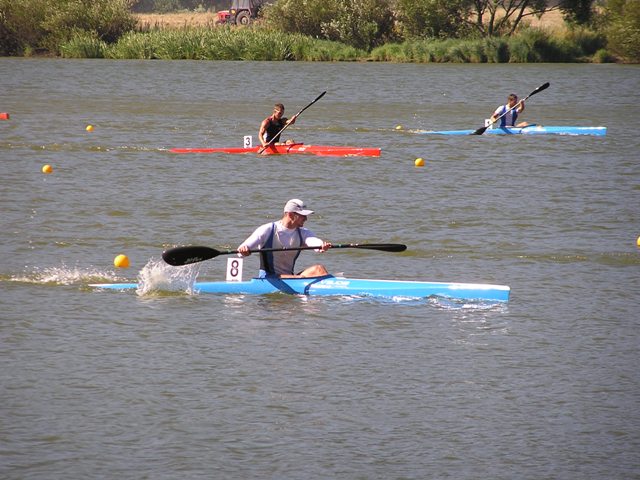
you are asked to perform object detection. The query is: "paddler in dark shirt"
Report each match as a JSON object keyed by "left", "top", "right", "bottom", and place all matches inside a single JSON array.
[{"left": 259, "top": 103, "right": 297, "bottom": 147}]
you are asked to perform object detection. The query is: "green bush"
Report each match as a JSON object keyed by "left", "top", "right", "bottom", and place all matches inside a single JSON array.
[
  {"left": 262, "top": 0, "right": 336, "bottom": 39},
  {"left": 42, "top": 0, "right": 137, "bottom": 50},
  {"left": 592, "top": 48, "right": 616, "bottom": 63},
  {"left": 506, "top": 29, "right": 581, "bottom": 62},
  {"left": 103, "top": 26, "right": 364, "bottom": 61},
  {"left": 0, "top": 0, "right": 136, "bottom": 55},
  {"left": 262, "top": 0, "right": 395, "bottom": 51},
  {"left": 319, "top": 0, "right": 396, "bottom": 51},
  {"left": 106, "top": 30, "right": 158, "bottom": 58},
  {"left": 394, "top": 0, "right": 471, "bottom": 39},
  {"left": 368, "top": 29, "right": 595, "bottom": 63},
  {"left": 60, "top": 29, "right": 107, "bottom": 58},
  {"left": 482, "top": 37, "right": 510, "bottom": 63},
  {"left": 369, "top": 43, "right": 408, "bottom": 62},
  {"left": 606, "top": 0, "right": 640, "bottom": 62},
  {"left": 562, "top": 26, "right": 606, "bottom": 55},
  {"left": 0, "top": 0, "right": 50, "bottom": 55}
]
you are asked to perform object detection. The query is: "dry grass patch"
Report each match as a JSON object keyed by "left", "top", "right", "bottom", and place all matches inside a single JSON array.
[
  {"left": 520, "top": 9, "right": 566, "bottom": 32},
  {"left": 135, "top": 12, "right": 221, "bottom": 30},
  {"left": 137, "top": 9, "right": 567, "bottom": 32}
]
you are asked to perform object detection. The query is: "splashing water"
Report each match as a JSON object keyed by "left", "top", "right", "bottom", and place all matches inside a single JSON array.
[
  {"left": 11, "top": 264, "right": 119, "bottom": 285},
  {"left": 135, "top": 257, "right": 200, "bottom": 296}
]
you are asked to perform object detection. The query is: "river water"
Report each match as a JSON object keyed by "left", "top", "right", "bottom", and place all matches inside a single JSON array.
[{"left": 1, "top": 58, "right": 639, "bottom": 479}]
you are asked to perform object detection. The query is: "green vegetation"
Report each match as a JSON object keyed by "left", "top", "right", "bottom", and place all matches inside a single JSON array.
[
  {"left": 0, "top": 0, "right": 136, "bottom": 56},
  {"left": 369, "top": 28, "right": 605, "bottom": 63},
  {"left": 394, "top": 0, "right": 472, "bottom": 39},
  {"left": 1, "top": 0, "right": 638, "bottom": 63},
  {"left": 58, "top": 27, "right": 364, "bottom": 60},
  {"left": 262, "top": 0, "right": 395, "bottom": 51},
  {"left": 58, "top": 25, "right": 606, "bottom": 63},
  {"left": 605, "top": 0, "right": 640, "bottom": 62}
]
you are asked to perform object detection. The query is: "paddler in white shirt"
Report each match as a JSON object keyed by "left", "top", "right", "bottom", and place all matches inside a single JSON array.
[
  {"left": 490, "top": 93, "right": 529, "bottom": 127},
  {"left": 237, "top": 199, "right": 332, "bottom": 278}
]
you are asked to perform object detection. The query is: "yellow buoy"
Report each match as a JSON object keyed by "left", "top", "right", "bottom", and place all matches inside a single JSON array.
[
  {"left": 114, "top": 254, "right": 130, "bottom": 268},
  {"left": 414, "top": 158, "right": 425, "bottom": 167},
  {"left": 637, "top": 236, "right": 640, "bottom": 247},
  {"left": 86, "top": 124, "right": 94, "bottom": 132},
  {"left": 42, "top": 164, "right": 53, "bottom": 174},
  {"left": 395, "top": 125, "right": 403, "bottom": 130}
]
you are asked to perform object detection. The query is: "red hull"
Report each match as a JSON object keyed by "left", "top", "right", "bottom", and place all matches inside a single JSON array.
[{"left": 170, "top": 144, "right": 380, "bottom": 157}]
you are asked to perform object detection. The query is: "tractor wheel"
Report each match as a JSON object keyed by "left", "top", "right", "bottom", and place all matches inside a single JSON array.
[{"left": 236, "top": 11, "right": 251, "bottom": 25}]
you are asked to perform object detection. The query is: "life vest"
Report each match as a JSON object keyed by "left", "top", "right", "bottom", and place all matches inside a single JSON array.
[
  {"left": 498, "top": 105, "right": 518, "bottom": 127},
  {"left": 259, "top": 223, "right": 303, "bottom": 276}
]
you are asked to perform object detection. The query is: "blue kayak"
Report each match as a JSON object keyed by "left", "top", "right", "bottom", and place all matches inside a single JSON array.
[
  {"left": 415, "top": 125, "right": 606, "bottom": 136},
  {"left": 91, "top": 275, "right": 510, "bottom": 302}
]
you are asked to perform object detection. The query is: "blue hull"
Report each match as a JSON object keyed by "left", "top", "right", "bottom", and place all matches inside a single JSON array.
[
  {"left": 91, "top": 276, "right": 510, "bottom": 302},
  {"left": 416, "top": 125, "right": 606, "bottom": 136}
]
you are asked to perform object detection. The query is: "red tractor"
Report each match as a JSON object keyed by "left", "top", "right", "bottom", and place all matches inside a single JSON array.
[{"left": 216, "top": 0, "right": 271, "bottom": 26}]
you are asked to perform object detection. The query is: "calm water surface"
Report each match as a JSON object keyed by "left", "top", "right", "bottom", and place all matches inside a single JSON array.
[{"left": 1, "top": 59, "right": 639, "bottom": 479}]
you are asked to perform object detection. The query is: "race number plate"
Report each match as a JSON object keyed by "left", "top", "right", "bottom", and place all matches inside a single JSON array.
[{"left": 226, "top": 257, "right": 243, "bottom": 282}]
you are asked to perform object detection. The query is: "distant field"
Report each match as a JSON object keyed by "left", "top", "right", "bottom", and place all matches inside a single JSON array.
[
  {"left": 518, "top": 9, "right": 565, "bottom": 31},
  {"left": 135, "top": 12, "right": 222, "bottom": 29},
  {"left": 135, "top": 9, "right": 566, "bottom": 32}
]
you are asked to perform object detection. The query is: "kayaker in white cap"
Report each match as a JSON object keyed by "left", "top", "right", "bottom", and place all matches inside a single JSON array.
[{"left": 237, "top": 199, "right": 332, "bottom": 278}]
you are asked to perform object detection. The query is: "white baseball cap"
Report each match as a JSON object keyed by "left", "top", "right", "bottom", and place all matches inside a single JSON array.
[{"left": 284, "top": 198, "right": 314, "bottom": 216}]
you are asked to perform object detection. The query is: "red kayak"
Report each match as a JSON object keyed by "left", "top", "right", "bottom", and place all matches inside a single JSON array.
[{"left": 170, "top": 143, "right": 381, "bottom": 157}]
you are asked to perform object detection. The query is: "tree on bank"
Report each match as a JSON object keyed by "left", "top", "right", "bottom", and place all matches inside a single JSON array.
[
  {"left": 265, "top": 0, "right": 576, "bottom": 44},
  {"left": 605, "top": 0, "right": 640, "bottom": 62},
  {"left": 559, "top": 0, "right": 597, "bottom": 25},
  {"left": 0, "top": 0, "right": 136, "bottom": 55},
  {"left": 262, "top": 0, "right": 395, "bottom": 51},
  {"left": 395, "top": 0, "right": 472, "bottom": 39},
  {"left": 466, "top": 0, "right": 549, "bottom": 36}
]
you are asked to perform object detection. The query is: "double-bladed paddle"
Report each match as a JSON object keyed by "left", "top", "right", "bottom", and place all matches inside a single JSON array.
[
  {"left": 162, "top": 243, "right": 407, "bottom": 266},
  {"left": 471, "top": 82, "right": 550, "bottom": 135},
  {"left": 257, "top": 91, "right": 327, "bottom": 154}
]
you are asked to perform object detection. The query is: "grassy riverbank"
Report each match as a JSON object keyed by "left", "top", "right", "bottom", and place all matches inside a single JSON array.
[
  {"left": 1, "top": 3, "right": 627, "bottom": 62},
  {"left": 60, "top": 24, "right": 610, "bottom": 63}
]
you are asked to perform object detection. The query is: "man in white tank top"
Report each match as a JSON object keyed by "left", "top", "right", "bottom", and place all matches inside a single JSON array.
[
  {"left": 237, "top": 199, "right": 332, "bottom": 278},
  {"left": 490, "top": 93, "right": 528, "bottom": 127}
]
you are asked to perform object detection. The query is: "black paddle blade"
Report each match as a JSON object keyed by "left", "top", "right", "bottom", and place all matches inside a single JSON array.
[
  {"left": 471, "top": 126, "right": 488, "bottom": 135},
  {"left": 307, "top": 90, "right": 327, "bottom": 108},
  {"left": 531, "top": 82, "right": 550, "bottom": 96},
  {"left": 350, "top": 243, "right": 407, "bottom": 252},
  {"left": 162, "top": 246, "right": 220, "bottom": 266}
]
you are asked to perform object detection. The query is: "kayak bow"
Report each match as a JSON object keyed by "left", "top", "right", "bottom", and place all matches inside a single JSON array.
[
  {"left": 171, "top": 144, "right": 381, "bottom": 157},
  {"left": 414, "top": 125, "right": 606, "bottom": 136},
  {"left": 91, "top": 275, "right": 510, "bottom": 302}
]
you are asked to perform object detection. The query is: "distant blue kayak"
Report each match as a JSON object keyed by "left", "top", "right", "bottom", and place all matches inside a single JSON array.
[
  {"left": 415, "top": 125, "right": 607, "bottom": 136},
  {"left": 91, "top": 275, "right": 510, "bottom": 302}
]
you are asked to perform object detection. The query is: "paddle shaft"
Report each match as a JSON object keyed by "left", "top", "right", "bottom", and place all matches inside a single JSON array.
[
  {"left": 472, "top": 82, "right": 550, "bottom": 135},
  {"left": 258, "top": 91, "right": 326, "bottom": 153},
  {"left": 162, "top": 243, "right": 406, "bottom": 266}
]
